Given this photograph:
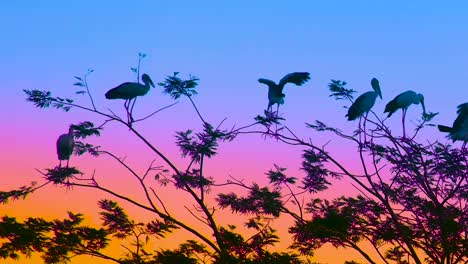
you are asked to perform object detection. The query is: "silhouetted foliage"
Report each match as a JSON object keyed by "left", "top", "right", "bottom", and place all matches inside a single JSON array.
[
  {"left": 71, "top": 121, "right": 102, "bottom": 139},
  {"left": 328, "top": 80, "right": 355, "bottom": 101},
  {"left": 0, "top": 213, "right": 108, "bottom": 263},
  {"left": 254, "top": 110, "right": 285, "bottom": 127},
  {"left": 45, "top": 167, "right": 82, "bottom": 185},
  {"left": 158, "top": 72, "right": 199, "bottom": 99},
  {"left": 217, "top": 184, "right": 283, "bottom": 217},
  {"left": 0, "top": 184, "right": 37, "bottom": 204},
  {"left": 3, "top": 56, "right": 466, "bottom": 264},
  {"left": 24, "top": 90, "right": 74, "bottom": 111}
]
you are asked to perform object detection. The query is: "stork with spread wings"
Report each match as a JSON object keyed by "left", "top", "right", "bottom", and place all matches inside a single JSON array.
[{"left": 258, "top": 72, "right": 310, "bottom": 113}]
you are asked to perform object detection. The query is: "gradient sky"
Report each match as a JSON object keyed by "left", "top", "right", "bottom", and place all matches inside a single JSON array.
[{"left": 1, "top": 1, "right": 468, "bottom": 263}]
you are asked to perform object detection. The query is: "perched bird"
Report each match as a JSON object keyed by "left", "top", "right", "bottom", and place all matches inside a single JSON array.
[
  {"left": 438, "top": 102, "right": 468, "bottom": 146},
  {"left": 105, "top": 73, "right": 155, "bottom": 123},
  {"left": 56, "top": 126, "right": 75, "bottom": 168},
  {"left": 105, "top": 73, "right": 155, "bottom": 101},
  {"left": 346, "top": 78, "right": 382, "bottom": 121},
  {"left": 384, "top": 90, "right": 426, "bottom": 138},
  {"left": 258, "top": 72, "right": 310, "bottom": 112}
]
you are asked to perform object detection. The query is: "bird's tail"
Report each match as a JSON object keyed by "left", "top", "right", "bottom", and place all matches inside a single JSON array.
[
  {"left": 105, "top": 91, "right": 114, "bottom": 99},
  {"left": 437, "top": 125, "right": 452, "bottom": 133},
  {"left": 346, "top": 104, "right": 360, "bottom": 121},
  {"left": 384, "top": 99, "right": 398, "bottom": 117}
]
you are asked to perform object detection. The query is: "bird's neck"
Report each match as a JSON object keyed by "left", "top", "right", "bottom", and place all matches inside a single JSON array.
[{"left": 143, "top": 82, "right": 151, "bottom": 92}]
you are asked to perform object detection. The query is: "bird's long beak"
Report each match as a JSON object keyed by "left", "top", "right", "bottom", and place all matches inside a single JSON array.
[
  {"left": 148, "top": 77, "right": 155, "bottom": 88},
  {"left": 371, "top": 78, "right": 382, "bottom": 99},
  {"left": 421, "top": 98, "right": 427, "bottom": 115}
]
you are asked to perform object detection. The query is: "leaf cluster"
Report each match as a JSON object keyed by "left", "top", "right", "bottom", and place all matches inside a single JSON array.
[
  {"left": 328, "top": 80, "right": 356, "bottom": 101},
  {"left": 176, "top": 122, "right": 234, "bottom": 163},
  {"left": 24, "top": 90, "right": 74, "bottom": 111},
  {"left": 254, "top": 110, "right": 285, "bottom": 127},
  {"left": 301, "top": 149, "right": 340, "bottom": 193},
  {"left": 44, "top": 167, "right": 82, "bottom": 185},
  {"left": 0, "top": 183, "right": 37, "bottom": 204},
  {"left": 290, "top": 196, "right": 384, "bottom": 255},
  {"left": 71, "top": 121, "right": 101, "bottom": 139},
  {"left": 0, "top": 213, "right": 108, "bottom": 264},
  {"left": 158, "top": 72, "right": 199, "bottom": 99},
  {"left": 217, "top": 185, "right": 283, "bottom": 217}
]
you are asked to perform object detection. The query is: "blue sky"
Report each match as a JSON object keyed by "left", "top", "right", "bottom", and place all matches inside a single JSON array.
[{"left": 2, "top": 1, "right": 467, "bottom": 125}]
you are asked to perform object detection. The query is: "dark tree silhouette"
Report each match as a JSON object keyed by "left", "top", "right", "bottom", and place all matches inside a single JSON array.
[{"left": 1, "top": 55, "right": 466, "bottom": 264}]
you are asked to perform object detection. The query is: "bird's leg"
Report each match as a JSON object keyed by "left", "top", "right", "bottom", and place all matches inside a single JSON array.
[
  {"left": 358, "top": 116, "right": 363, "bottom": 144},
  {"left": 123, "top": 99, "right": 130, "bottom": 123},
  {"left": 129, "top": 97, "right": 137, "bottom": 123},
  {"left": 66, "top": 159, "right": 69, "bottom": 168},
  {"left": 264, "top": 104, "right": 271, "bottom": 134},
  {"left": 363, "top": 112, "right": 369, "bottom": 143},
  {"left": 275, "top": 104, "right": 280, "bottom": 134},
  {"left": 402, "top": 109, "right": 407, "bottom": 139},
  {"left": 58, "top": 160, "right": 62, "bottom": 168}
]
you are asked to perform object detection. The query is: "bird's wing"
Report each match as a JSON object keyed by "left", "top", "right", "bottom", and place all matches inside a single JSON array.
[
  {"left": 57, "top": 134, "right": 74, "bottom": 159},
  {"left": 278, "top": 72, "right": 310, "bottom": 92},
  {"left": 456, "top": 102, "right": 468, "bottom": 114},
  {"left": 384, "top": 97, "right": 399, "bottom": 117},
  {"left": 56, "top": 134, "right": 65, "bottom": 157},
  {"left": 384, "top": 91, "right": 414, "bottom": 117},
  {"left": 105, "top": 82, "right": 139, "bottom": 99},
  {"left": 346, "top": 92, "right": 375, "bottom": 120},
  {"left": 258, "top": 78, "right": 276, "bottom": 88},
  {"left": 452, "top": 108, "right": 468, "bottom": 131}
]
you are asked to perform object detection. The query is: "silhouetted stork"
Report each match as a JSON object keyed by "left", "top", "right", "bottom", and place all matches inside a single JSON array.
[
  {"left": 105, "top": 73, "right": 155, "bottom": 122},
  {"left": 346, "top": 78, "right": 382, "bottom": 120},
  {"left": 384, "top": 90, "right": 426, "bottom": 138},
  {"left": 56, "top": 126, "right": 74, "bottom": 168},
  {"left": 438, "top": 102, "right": 468, "bottom": 147},
  {"left": 346, "top": 78, "right": 382, "bottom": 142},
  {"left": 258, "top": 72, "right": 310, "bottom": 113}
]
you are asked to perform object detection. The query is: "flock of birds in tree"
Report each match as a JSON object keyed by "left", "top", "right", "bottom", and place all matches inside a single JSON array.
[{"left": 56, "top": 72, "right": 468, "bottom": 167}]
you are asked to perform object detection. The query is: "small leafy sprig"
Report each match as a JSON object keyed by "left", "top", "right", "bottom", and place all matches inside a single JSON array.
[
  {"left": 254, "top": 110, "right": 285, "bottom": 127},
  {"left": 74, "top": 142, "right": 100, "bottom": 156},
  {"left": 0, "top": 183, "right": 37, "bottom": 204},
  {"left": 158, "top": 72, "right": 199, "bottom": 99},
  {"left": 44, "top": 167, "right": 83, "bottom": 185},
  {"left": 301, "top": 149, "right": 340, "bottom": 193},
  {"left": 175, "top": 122, "right": 234, "bottom": 163},
  {"left": 73, "top": 69, "right": 94, "bottom": 95},
  {"left": 130, "top": 52, "right": 147, "bottom": 82},
  {"left": 422, "top": 111, "right": 439, "bottom": 122},
  {"left": 71, "top": 121, "right": 102, "bottom": 139},
  {"left": 24, "top": 90, "right": 74, "bottom": 111},
  {"left": 217, "top": 184, "right": 283, "bottom": 217},
  {"left": 328, "top": 80, "right": 356, "bottom": 101}
]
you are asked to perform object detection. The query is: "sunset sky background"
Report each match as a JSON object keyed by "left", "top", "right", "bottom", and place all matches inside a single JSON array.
[{"left": 1, "top": 1, "right": 468, "bottom": 263}]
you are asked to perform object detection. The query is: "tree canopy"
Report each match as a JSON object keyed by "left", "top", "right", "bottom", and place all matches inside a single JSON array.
[{"left": 1, "top": 55, "right": 466, "bottom": 264}]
